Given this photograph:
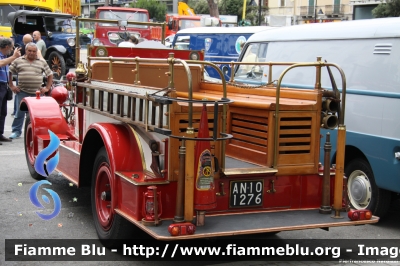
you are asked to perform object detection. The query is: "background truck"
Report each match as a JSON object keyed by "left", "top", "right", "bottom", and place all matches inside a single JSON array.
[
  {"left": 8, "top": 11, "right": 81, "bottom": 79},
  {"left": 94, "top": 6, "right": 151, "bottom": 46},
  {"left": 0, "top": 0, "right": 80, "bottom": 37},
  {"left": 20, "top": 16, "right": 378, "bottom": 246},
  {"left": 151, "top": 1, "right": 220, "bottom": 41}
]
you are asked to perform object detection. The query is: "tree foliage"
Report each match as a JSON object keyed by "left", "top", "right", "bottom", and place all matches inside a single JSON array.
[
  {"left": 219, "top": 0, "right": 267, "bottom": 25},
  {"left": 130, "top": 0, "right": 167, "bottom": 22},
  {"left": 372, "top": 0, "right": 400, "bottom": 17},
  {"left": 129, "top": 0, "right": 266, "bottom": 25},
  {"left": 190, "top": 0, "right": 210, "bottom": 14}
]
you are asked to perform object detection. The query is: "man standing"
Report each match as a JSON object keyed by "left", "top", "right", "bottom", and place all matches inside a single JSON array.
[
  {"left": 11, "top": 34, "right": 44, "bottom": 116},
  {"left": 0, "top": 38, "right": 21, "bottom": 143},
  {"left": 8, "top": 42, "right": 52, "bottom": 139},
  {"left": 33, "top": 31, "right": 46, "bottom": 57}
]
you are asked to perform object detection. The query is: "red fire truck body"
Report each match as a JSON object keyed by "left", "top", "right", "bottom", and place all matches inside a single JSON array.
[
  {"left": 94, "top": 7, "right": 151, "bottom": 46},
  {"left": 22, "top": 19, "right": 378, "bottom": 243}
]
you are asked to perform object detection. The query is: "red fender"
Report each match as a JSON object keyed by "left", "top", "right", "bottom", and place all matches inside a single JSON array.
[
  {"left": 20, "top": 95, "right": 76, "bottom": 155},
  {"left": 86, "top": 123, "right": 144, "bottom": 172},
  {"left": 84, "top": 123, "right": 145, "bottom": 211}
]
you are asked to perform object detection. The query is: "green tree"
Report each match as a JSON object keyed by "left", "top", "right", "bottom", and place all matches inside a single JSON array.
[
  {"left": 219, "top": 0, "right": 267, "bottom": 25},
  {"left": 372, "top": 0, "right": 400, "bottom": 17},
  {"left": 130, "top": 0, "right": 167, "bottom": 22},
  {"left": 185, "top": 0, "right": 220, "bottom": 16},
  {"left": 224, "top": 0, "right": 244, "bottom": 17},
  {"left": 191, "top": 0, "right": 210, "bottom": 14}
]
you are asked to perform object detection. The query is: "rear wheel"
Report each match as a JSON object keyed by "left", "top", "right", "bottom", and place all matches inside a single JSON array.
[
  {"left": 48, "top": 51, "right": 66, "bottom": 80},
  {"left": 91, "top": 147, "right": 136, "bottom": 247},
  {"left": 345, "top": 158, "right": 391, "bottom": 217},
  {"left": 24, "top": 116, "right": 46, "bottom": 180}
]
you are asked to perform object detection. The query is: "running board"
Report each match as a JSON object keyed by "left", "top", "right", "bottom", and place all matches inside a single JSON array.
[{"left": 115, "top": 209, "right": 379, "bottom": 240}]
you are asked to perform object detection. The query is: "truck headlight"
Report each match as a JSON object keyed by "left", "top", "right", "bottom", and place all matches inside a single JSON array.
[
  {"left": 92, "top": 38, "right": 103, "bottom": 46},
  {"left": 67, "top": 37, "right": 75, "bottom": 47}
]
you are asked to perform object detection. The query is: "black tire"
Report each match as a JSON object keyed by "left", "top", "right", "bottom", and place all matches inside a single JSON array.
[
  {"left": 91, "top": 147, "right": 136, "bottom": 248},
  {"left": 24, "top": 116, "right": 46, "bottom": 180},
  {"left": 345, "top": 158, "right": 391, "bottom": 217},
  {"left": 48, "top": 51, "right": 66, "bottom": 80}
]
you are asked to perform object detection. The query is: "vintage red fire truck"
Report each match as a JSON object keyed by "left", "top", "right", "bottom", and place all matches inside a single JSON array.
[
  {"left": 22, "top": 17, "right": 378, "bottom": 245},
  {"left": 93, "top": 6, "right": 152, "bottom": 46}
]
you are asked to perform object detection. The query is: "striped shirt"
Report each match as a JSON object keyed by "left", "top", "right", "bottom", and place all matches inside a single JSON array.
[
  {"left": 9, "top": 57, "right": 52, "bottom": 94},
  {"left": 0, "top": 51, "right": 9, "bottom": 83}
]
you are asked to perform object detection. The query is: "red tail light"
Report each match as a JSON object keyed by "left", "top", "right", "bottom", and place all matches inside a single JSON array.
[
  {"left": 348, "top": 209, "right": 372, "bottom": 221},
  {"left": 168, "top": 223, "right": 196, "bottom": 236}
]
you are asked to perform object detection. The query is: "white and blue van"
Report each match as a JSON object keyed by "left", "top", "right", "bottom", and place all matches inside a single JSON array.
[
  {"left": 171, "top": 26, "right": 273, "bottom": 79},
  {"left": 236, "top": 18, "right": 400, "bottom": 217}
]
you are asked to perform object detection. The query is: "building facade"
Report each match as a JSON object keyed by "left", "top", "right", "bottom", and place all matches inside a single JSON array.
[{"left": 267, "top": 0, "right": 354, "bottom": 25}]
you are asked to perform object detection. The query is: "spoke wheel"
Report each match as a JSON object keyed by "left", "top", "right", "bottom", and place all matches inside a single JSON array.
[
  {"left": 95, "top": 162, "right": 114, "bottom": 231},
  {"left": 91, "top": 147, "right": 137, "bottom": 247},
  {"left": 24, "top": 116, "right": 46, "bottom": 180},
  {"left": 48, "top": 51, "right": 66, "bottom": 79}
]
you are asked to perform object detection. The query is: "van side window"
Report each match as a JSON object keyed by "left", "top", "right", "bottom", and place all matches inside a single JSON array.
[{"left": 236, "top": 43, "right": 268, "bottom": 80}]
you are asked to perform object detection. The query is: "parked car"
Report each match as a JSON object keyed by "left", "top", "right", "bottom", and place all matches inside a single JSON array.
[
  {"left": 7, "top": 11, "right": 89, "bottom": 78},
  {"left": 172, "top": 26, "right": 273, "bottom": 79}
]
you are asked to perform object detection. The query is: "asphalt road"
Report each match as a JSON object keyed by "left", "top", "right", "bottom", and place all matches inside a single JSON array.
[{"left": 1, "top": 49, "right": 400, "bottom": 266}]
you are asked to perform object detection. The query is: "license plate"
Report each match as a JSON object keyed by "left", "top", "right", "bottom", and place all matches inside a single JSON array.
[{"left": 229, "top": 180, "right": 264, "bottom": 208}]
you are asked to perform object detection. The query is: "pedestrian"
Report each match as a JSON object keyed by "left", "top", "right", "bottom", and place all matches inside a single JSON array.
[
  {"left": 8, "top": 42, "right": 52, "bottom": 139},
  {"left": 33, "top": 31, "right": 46, "bottom": 57},
  {"left": 0, "top": 38, "right": 21, "bottom": 144},
  {"left": 19, "top": 34, "right": 44, "bottom": 59},
  {"left": 11, "top": 34, "right": 44, "bottom": 116},
  {"left": 118, "top": 35, "right": 138, "bottom": 47},
  {"left": 130, "top": 35, "right": 139, "bottom": 45}
]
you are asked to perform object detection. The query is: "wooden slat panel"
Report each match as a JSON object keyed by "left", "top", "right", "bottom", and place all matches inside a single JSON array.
[
  {"left": 232, "top": 133, "right": 267, "bottom": 146},
  {"left": 230, "top": 139, "right": 267, "bottom": 152},
  {"left": 231, "top": 126, "right": 267, "bottom": 139},
  {"left": 232, "top": 120, "right": 268, "bottom": 131},
  {"left": 279, "top": 129, "right": 311, "bottom": 135},
  {"left": 279, "top": 137, "right": 311, "bottom": 143},
  {"left": 232, "top": 113, "right": 268, "bottom": 124},
  {"left": 225, "top": 107, "right": 270, "bottom": 166},
  {"left": 275, "top": 110, "right": 318, "bottom": 175},
  {"left": 169, "top": 107, "right": 223, "bottom": 182},
  {"left": 280, "top": 120, "right": 312, "bottom": 126},
  {"left": 279, "top": 145, "right": 311, "bottom": 151}
]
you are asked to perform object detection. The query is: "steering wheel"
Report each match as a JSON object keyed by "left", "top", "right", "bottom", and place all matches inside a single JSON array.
[{"left": 247, "top": 66, "right": 262, "bottom": 79}]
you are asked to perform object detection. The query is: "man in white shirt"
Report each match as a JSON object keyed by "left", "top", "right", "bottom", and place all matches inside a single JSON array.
[{"left": 118, "top": 35, "right": 138, "bottom": 47}]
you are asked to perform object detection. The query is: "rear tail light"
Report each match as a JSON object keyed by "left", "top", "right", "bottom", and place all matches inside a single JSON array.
[
  {"left": 168, "top": 223, "right": 196, "bottom": 236},
  {"left": 348, "top": 209, "right": 372, "bottom": 221}
]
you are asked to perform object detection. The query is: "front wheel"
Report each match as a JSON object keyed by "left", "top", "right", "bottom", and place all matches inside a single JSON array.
[
  {"left": 24, "top": 116, "right": 46, "bottom": 180},
  {"left": 91, "top": 147, "right": 136, "bottom": 247},
  {"left": 345, "top": 158, "right": 391, "bottom": 217},
  {"left": 48, "top": 51, "right": 66, "bottom": 80}
]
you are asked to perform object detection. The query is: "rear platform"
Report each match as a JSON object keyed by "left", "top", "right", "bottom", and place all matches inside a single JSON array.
[{"left": 116, "top": 209, "right": 379, "bottom": 240}]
